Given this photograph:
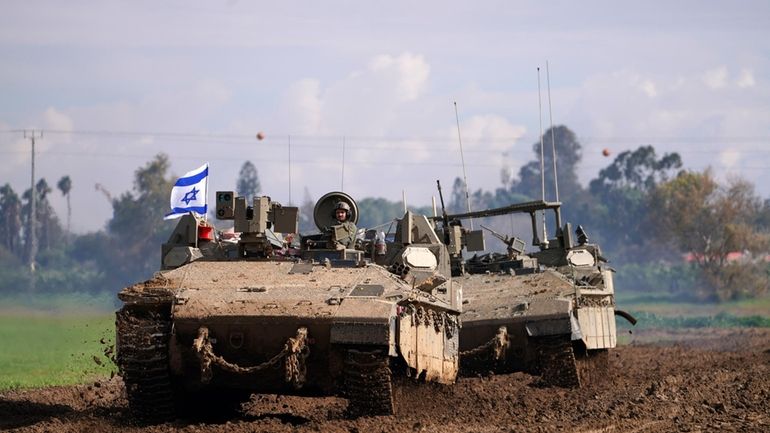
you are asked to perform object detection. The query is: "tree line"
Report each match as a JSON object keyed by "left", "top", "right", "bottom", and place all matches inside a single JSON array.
[
  {"left": 1, "top": 126, "right": 768, "bottom": 302},
  {"left": 448, "top": 126, "right": 770, "bottom": 301}
]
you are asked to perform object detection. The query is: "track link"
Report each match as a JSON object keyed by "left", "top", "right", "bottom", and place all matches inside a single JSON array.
[
  {"left": 534, "top": 337, "right": 610, "bottom": 388},
  {"left": 343, "top": 348, "right": 394, "bottom": 417},
  {"left": 116, "top": 307, "right": 175, "bottom": 423},
  {"left": 534, "top": 336, "right": 580, "bottom": 388}
]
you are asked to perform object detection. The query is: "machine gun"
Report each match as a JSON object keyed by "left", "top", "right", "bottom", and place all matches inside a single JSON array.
[
  {"left": 436, "top": 180, "right": 451, "bottom": 244},
  {"left": 480, "top": 225, "right": 526, "bottom": 258},
  {"left": 434, "top": 180, "right": 487, "bottom": 275}
]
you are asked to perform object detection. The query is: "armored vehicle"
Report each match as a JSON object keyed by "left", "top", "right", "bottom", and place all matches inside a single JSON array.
[
  {"left": 116, "top": 191, "right": 462, "bottom": 422},
  {"left": 429, "top": 191, "right": 635, "bottom": 387}
]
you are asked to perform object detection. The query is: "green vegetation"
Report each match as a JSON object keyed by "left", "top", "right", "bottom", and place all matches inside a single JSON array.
[
  {"left": 0, "top": 292, "right": 116, "bottom": 314},
  {"left": 617, "top": 289, "right": 770, "bottom": 315},
  {"left": 616, "top": 290, "right": 770, "bottom": 337},
  {"left": 0, "top": 313, "right": 116, "bottom": 391},
  {"left": 617, "top": 311, "right": 770, "bottom": 331}
]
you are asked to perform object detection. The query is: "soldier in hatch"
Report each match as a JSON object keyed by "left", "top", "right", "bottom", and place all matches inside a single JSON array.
[{"left": 332, "top": 201, "right": 357, "bottom": 249}]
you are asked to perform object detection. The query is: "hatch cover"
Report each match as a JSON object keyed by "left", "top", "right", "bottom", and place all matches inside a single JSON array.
[
  {"left": 349, "top": 284, "right": 385, "bottom": 297},
  {"left": 289, "top": 263, "right": 314, "bottom": 275}
]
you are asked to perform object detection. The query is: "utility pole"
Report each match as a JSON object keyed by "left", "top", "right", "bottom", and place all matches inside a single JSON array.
[{"left": 24, "top": 129, "right": 42, "bottom": 276}]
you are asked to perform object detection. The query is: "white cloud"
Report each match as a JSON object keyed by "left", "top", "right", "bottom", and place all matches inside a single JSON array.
[
  {"left": 455, "top": 114, "right": 527, "bottom": 189},
  {"left": 702, "top": 66, "right": 728, "bottom": 89},
  {"left": 718, "top": 149, "right": 741, "bottom": 169},
  {"left": 458, "top": 114, "right": 526, "bottom": 150},
  {"left": 2, "top": 1, "right": 770, "bottom": 230},
  {"left": 640, "top": 80, "right": 657, "bottom": 98},
  {"left": 64, "top": 79, "right": 233, "bottom": 133},
  {"left": 279, "top": 52, "right": 431, "bottom": 137},
  {"left": 193, "top": 79, "right": 232, "bottom": 106},
  {"left": 43, "top": 107, "right": 74, "bottom": 132},
  {"left": 736, "top": 69, "right": 756, "bottom": 88},
  {"left": 368, "top": 53, "right": 430, "bottom": 101},
  {"left": 0, "top": 107, "right": 74, "bottom": 172},
  {"left": 280, "top": 78, "right": 322, "bottom": 134},
  {"left": 566, "top": 66, "right": 770, "bottom": 195}
]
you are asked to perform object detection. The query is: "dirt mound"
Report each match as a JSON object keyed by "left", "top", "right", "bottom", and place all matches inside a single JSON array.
[{"left": 2, "top": 328, "right": 769, "bottom": 432}]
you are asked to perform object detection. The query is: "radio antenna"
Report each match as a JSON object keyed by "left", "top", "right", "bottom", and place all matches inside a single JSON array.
[
  {"left": 341, "top": 135, "right": 346, "bottom": 191},
  {"left": 454, "top": 101, "right": 473, "bottom": 229},
  {"left": 546, "top": 61, "right": 560, "bottom": 203},
  {"left": 537, "top": 68, "right": 549, "bottom": 248},
  {"left": 288, "top": 134, "right": 293, "bottom": 204}
]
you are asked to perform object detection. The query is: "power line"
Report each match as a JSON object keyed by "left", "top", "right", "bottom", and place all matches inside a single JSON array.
[
  {"left": 0, "top": 149, "right": 507, "bottom": 167},
  {"left": 2, "top": 128, "right": 768, "bottom": 144},
  {"left": 0, "top": 133, "right": 517, "bottom": 153},
  {"left": 7, "top": 146, "right": 770, "bottom": 167},
  {"left": 2, "top": 133, "right": 768, "bottom": 155}
]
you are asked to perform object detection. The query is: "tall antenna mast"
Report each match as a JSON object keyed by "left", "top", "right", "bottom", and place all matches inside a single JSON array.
[
  {"left": 546, "top": 61, "right": 560, "bottom": 203},
  {"left": 288, "top": 135, "right": 292, "bottom": 204},
  {"left": 341, "top": 136, "right": 346, "bottom": 191},
  {"left": 454, "top": 101, "right": 473, "bottom": 229},
  {"left": 537, "top": 68, "right": 549, "bottom": 248}
]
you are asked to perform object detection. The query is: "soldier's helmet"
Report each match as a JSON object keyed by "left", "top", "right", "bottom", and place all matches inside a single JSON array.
[{"left": 334, "top": 201, "right": 351, "bottom": 218}]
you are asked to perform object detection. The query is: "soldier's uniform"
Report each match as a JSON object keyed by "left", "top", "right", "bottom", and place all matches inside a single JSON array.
[
  {"left": 331, "top": 201, "right": 357, "bottom": 249},
  {"left": 334, "top": 221, "right": 357, "bottom": 249}
]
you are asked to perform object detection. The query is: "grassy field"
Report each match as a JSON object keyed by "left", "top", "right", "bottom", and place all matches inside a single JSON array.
[
  {"left": 616, "top": 290, "right": 770, "bottom": 317},
  {"left": 0, "top": 313, "right": 116, "bottom": 391}
]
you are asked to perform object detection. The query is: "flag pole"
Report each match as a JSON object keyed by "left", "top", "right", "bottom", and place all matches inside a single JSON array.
[{"left": 204, "top": 162, "right": 209, "bottom": 222}]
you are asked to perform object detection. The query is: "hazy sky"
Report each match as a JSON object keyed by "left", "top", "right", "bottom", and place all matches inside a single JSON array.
[{"left": 1, "top": 1, "right": 768, "bottom": 232}]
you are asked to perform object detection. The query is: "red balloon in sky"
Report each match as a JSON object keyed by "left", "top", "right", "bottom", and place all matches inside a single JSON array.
[
  {"left": 256, "top": 132, "right": 265, "bottom": 140},
  {"left": 602, "top": 148, "right": 611, "bottom": 157}
]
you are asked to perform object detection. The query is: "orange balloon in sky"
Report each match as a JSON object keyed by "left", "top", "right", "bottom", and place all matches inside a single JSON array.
[
  {"left": 256, "top": 132, "right": 265, "bottom": 140},
  {"left": 602, "top": 148, "right": 611, "bottom": 157}
]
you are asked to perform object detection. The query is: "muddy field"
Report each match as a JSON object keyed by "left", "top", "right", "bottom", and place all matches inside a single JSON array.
[{"left": 2, "top": 328, "right": 769, "bottom": 433}]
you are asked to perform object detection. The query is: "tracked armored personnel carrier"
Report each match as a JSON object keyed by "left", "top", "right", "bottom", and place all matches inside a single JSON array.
[
  {"left": 116, "top": 191, "right": 461, "bottom": 422},
  {"left": 429, "top": 192, "right": 635, "bottom": 387}
]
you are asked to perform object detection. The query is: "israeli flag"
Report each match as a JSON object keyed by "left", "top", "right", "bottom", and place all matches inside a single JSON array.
[{"left": 164, "top": 163, "right": 209, "bottom": 220}]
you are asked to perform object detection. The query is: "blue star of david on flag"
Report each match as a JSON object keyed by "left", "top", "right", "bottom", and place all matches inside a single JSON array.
[
  {"left": 180, "top": 187, "right": 200, "bottom": 205},
  {"left": 164, "top": 163, "right": 209, "bottom": 220}
]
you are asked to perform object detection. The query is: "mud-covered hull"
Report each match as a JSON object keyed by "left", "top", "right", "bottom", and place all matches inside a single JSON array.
[
  {"left": 118, "top": 260, "right": 461, "bottom": 402},
  {"left": 458, "top": 269, "right": 616, "bottom": 384}
]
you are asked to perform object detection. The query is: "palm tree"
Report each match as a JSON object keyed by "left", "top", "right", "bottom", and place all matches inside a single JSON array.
[
  {"left": 57, "top": 176, "right": 72, "bottom": 240},
  {"left": 0, "top": 184, "right": 22, "bottom": 255}
]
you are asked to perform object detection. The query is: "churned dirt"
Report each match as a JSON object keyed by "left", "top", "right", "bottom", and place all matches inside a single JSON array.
[{"left": 2, "top": 328, "right": 769, "bottom": 433}]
